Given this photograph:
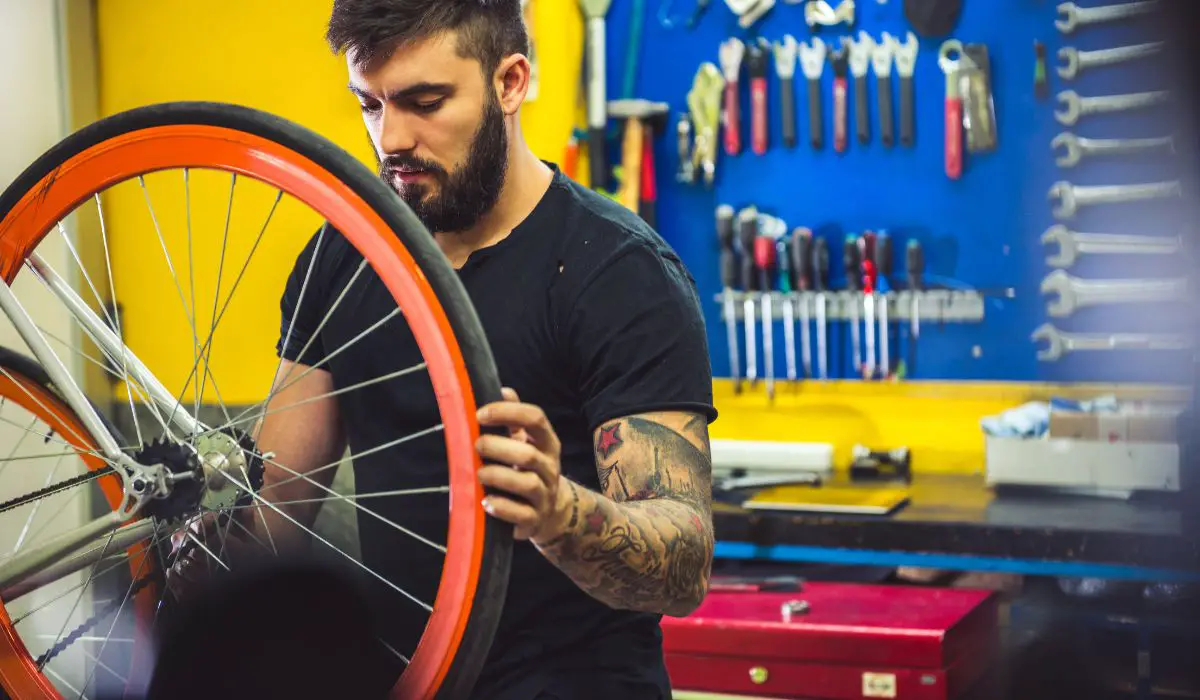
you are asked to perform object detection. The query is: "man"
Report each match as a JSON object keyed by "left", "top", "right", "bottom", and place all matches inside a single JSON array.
[{"left": 256, "top": 1, "right": 716, "bottom": 697}]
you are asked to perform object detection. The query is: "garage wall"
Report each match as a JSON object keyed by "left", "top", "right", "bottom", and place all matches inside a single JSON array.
[{"left": 95, "top": 0, "right": 583, "bottom": 406}]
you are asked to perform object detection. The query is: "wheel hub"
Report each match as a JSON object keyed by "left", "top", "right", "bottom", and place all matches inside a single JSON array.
[{"left": 131, "top": 429, "right": 263, "bottom": 520}]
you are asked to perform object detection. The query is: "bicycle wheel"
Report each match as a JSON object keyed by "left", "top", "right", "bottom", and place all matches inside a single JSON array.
[{"left": 0, "top": 102, "right": 512, "bottom": 698}]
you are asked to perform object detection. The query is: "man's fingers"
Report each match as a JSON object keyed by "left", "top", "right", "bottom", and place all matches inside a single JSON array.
[
  {"left": 477, "top": 402, "right": 560, "bottom": 454},
  {"left": 500, "top": 387, "right": 520, "bottom": 403},
  {"left": 480, "top": 494, "right": 538, "bottom": 540},
  {"left": 476, "top": 435, "right": 554, "bottom": 484},
  {"left": 477, "top": 465, "right": 547, "bottom": 510}
]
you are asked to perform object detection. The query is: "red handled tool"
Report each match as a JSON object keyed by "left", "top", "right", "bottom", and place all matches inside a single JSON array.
[
  {"left": 747, "top": 38, "right": 770, "bottom": 155},
  {"left": 719, "top": 38, "right": 746, "bottom": 156},
  {"left": 939, "top": 40, "right": 965, "bottom": 180},
  {"left": 754, "top": 229, "right": 778, "bottom": 401},
  {"left": 858, "top": 233, "right": 878, "bottom": 380},
  {"left": 829, "top": 43, "right": 851, "bottom": 154}
]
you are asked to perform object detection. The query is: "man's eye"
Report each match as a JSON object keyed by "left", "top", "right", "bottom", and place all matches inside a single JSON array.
[
  {"left": 414, "top": 98, "right": 445, "bottom": 113},
  {"left": 359, "top": 101, "right": 381, "bottom": 115}
]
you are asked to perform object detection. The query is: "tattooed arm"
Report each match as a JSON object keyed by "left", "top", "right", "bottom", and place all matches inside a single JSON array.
[{"left": 534, "top": 411, "right": 714, "bottom": 617}]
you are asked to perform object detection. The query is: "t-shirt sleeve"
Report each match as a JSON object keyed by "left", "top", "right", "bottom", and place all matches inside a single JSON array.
[
  {"left": 276, "top": 227, "right": 330, "bottom": 367},
  {"left": 563, "top": 242, "right": 718, "bottom": 432}
]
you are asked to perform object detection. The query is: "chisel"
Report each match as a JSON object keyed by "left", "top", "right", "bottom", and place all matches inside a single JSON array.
[
  {"left": 737, "top": 207, "right": 760, "bottom": 386},
  {"left": 717, "top": 205, "right": 742, "bottom": 392},
  {"left": 792, "top": 228, "right": 813, "bottom": 379},
  {"left": 813, "top": 236, "right": 830, "bottom": 380},
  {"left": 755, "top": 230, "right": 778, "bottom": 401},
  {"left": 844, "top": 236, "right": 862, "bottom": 374}
]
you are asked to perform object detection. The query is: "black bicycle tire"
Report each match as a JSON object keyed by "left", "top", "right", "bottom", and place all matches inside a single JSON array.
[{"left": 0, "top": 101, "right": 512, "bottom": 700}]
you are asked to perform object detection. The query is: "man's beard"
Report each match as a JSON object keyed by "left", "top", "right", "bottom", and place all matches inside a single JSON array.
[{"left": 378, "top": 96, "right": 509, "bottom": 234}]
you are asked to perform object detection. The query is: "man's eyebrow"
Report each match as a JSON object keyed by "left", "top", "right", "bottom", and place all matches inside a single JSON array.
[{"left": 347, "top": 83, "right": 454, "bottom": 101}]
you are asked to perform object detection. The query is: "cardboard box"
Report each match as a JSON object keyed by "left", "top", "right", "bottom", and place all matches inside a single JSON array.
[
  {"left": 1048, "top": 410, "right": 1178, "bottom": 443},
  {"left": 985, "top": 435, "right": 1180, "bottom": 496}
]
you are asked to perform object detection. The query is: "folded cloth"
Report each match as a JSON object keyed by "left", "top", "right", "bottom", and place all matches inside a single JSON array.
[{"left": 980, "top": 401, "right": 1050, "bottom": 438}]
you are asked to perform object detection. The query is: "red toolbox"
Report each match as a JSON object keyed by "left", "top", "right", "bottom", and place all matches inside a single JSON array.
[{"left": 662, "top": 579, "right": 999, "bottom": 699}]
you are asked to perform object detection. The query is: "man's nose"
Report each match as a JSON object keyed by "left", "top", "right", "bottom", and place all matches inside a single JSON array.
[{"left": 378, "top": 105, "right": 418, "bottom": 155}]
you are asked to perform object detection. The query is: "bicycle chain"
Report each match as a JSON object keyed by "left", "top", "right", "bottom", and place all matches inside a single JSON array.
[
  {"left": 36, "top": 572, "right": 155, "bottom": 668},
  {"left": 0, "top": 467, "right": 117, "bottom": 516}
]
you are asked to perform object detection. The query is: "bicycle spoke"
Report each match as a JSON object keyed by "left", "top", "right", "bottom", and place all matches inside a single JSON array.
[
  {"left": 9, "top": 554, "right": 132, "bottom": 625},
  {"left": 0, "top": 416, "right": 39, "bottom": 484},
  {"left": 81, "top": 645, "right": 127, "bottom": 686},
  {"left": 0, "top": 375, "right": 121, "bottom": 469},
  {"left": 12, "top": 452, "right": 70, "bottom": 553},
  {"left": 185, "top": 169, "right": 199, "bottom": 440},
  {"left": 39, "top": 525, "right": 121, "bottom": 670},
  {"left": 44, "top": 666, "right": 87, "bottom": 700},
  {"left": 54, "top": 220, "right": 117, "bottom": 333},
  {"left": 195, "top": 174, "right": 238, "bottom": 430},
  {"left": 226, "top": 485, "right": 450, "bottom": 513},
  {"left": 8, "top": 484, "right": 86, "bottom": 562},
  {"left": 379, "top": 637, "right": 411, "bottom": 666}
]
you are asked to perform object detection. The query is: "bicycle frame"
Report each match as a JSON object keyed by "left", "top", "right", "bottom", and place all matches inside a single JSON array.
[{"left": 0, "top": 250, "right": 207, "bottom": 598}]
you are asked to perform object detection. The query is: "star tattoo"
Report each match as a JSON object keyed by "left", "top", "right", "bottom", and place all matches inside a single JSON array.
[{"left": 596, "top": 423, "right": 623, "bottom": 459}]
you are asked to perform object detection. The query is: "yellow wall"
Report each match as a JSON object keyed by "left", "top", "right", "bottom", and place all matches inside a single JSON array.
[{"left": 95, "top": 0, "right": 583, "bottom": 405}]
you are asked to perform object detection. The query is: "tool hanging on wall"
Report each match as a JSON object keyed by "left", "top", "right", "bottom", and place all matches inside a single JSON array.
[
  {"left": 1032, "top": 324, "right": 1191, "bottom": 362},
  {"left": 793, "top": 228, "right": 814, "bottom": 380},
  {"left": 1055, "top": 1, "right": 1160, "bottom": 35},
  {"left": 774, "top": 36, "right": 799, "bottom": 150},
  {"left": 847, "top": 32, "right": 875, "bottom": 145},
  {"left": 844, "top": 236, "right": 862, "bottom": 374},
  {"left": 962, "top": 43, "right": 997, "bottom": 154},
  {"left": 938, "top": 40, "right": 965, "bottom": 179},
  {"left": 717, "top": 205, "right": 743, "bottom": 392},
  {"left": 1056, "top": 41, "right": 1163, "bottom": 81},
  {"left": 905, "top": 240, "right": 923, "bottom": 376},
  {"left": 829, "top": 42, "right": 851, "bottom": 153},
  {"left": 1054, "top": 89, "right": 1170, "bottom": 127},
  {"left": 859, "top": 232, "right": 878, "bottom": 380},
  {"left": 725, "top": 0, "right": 776, "bottom": 27},
  {"left": 812, "top": 236, "right": 830, "bottom": 380},
  {"left": 1041, "top": 224, "right": 1183, "bottom": 269},
  {"left": 1034, "top": 41, "right": 1049, "bottom": 100},
  {"left": 748, "top": 39, "right": 771, "bottom": 155},
  {"left": 624, "top": 0, "right": 647, "bottom": 100},
  {"left": 872, "top": 33, "right": 897, "bottom": 148},
  {"left": 1049, "top": 179, "right": 1181, "bottom": 219},
  {"left": 755, "top": 222, "right": 780, "bottom": 401},
  {"left": 579, "top": 0, "right": 613, "bottom": 191},
  {"left": 687, "top": 62, "right": 725, "bottom": 187},
  {"left": 1039, "top": 269, "right": 1188, "bottom": 318},
  {"left": 875, "top": 232, "right": 893, "bottom": 380},
  {"left": 777, "top": 235, "right": 797, "bottom": 385},
  {"left": 894, "top": 32, "right": 919, "bottom": 148},
  {"left": 804, "top": 0, "right": 856, "bottom": 28},
  {"left": 609, "top": 99, "right": 669, "bottom": 219},
  {"left": 737, "top": 207, "right": 761, "bottom": 386},
  {"left": 719, "top": 38, "right": 746, "bottom": 156},
  {"left": 675, "top": 113, "right": 693, "bottom": 183},
  {"left": 904, "top": 0, "right": 963, "bottom": 37},
  {"left": 799, "top": 38, "right": 827, "bottom": 149},
  {"left": 658, "top": 0, "right": 713, "bottom": 29}
]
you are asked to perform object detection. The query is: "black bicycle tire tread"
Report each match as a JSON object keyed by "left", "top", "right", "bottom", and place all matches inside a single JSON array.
[{"left": 0, "top": 102, "right": 511, "bottom": 699}]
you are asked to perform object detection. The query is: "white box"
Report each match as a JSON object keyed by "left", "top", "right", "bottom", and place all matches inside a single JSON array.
[{"left": 985, "top": 435, "right": 1180, "bottom": 498}]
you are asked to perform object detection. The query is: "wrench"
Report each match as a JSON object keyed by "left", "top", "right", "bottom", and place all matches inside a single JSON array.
[
  {"left": 1055, "top": 89, "right": 1169, "bottom": 126},
  {"left": 847, "top": 32, "right": 875, "bottom": 145},
  {"left": 1041, "top": 224, "right": 1184, "bottom": 268},
  {"left": 829, "top": 43, "right": 851, "bottom": 153},
  {"left": 1056, "top": 1, "right": 1160, "bottom": 34},
  {"left": 719, "top": 38, "right": 746, "bottom": 156},
  {"left": 1057, "top": 41, "right": 1163, "bottom": 80},
  {"left": 798, "top": 38, "right": 827, "bottom": 150},
  {"left": 1049, "top": 180, "right": 1181, "bottom": 219},
  {"left": 1033, "top": 323, "right": 1191, "bottom": 362},
  {"left": 893, "top": 32, "right": 918, "bottom": 148},
  {"left": 1052, "top": 132, "right": 1175, "bottom": 168},
  {"left": 1039, "top": 269, "right": 1188, "bottom": 318},
  {"left": 775, "top": 36, "right": 799, "bottom": 149},
  {"left": 872, "top": 32, "right": 897, "bottom": 148}
]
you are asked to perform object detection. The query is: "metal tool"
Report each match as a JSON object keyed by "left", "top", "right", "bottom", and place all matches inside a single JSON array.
[
  {"left": 675, "top": 113, "right": 694, "bottom": 183},
  {"left": 847, "top": 32, "right": 874, "bottom": 145},
  {"left": 1055, "top": 89, "right": 1170, "bottom": 126},
  {"left": 726, "top": 0, "right": 776, "bottom": 27},
  {"left": 906, "top": 240, "right": 923, "bottom": 376},
  {"left": 830, "top": 43, "right": 851, "bottom": 153},
  {"left": 859, "top": 233, "right": 877, "bottom": 379},
  {"left": 719, "top": 38, "right": 746, "bottom": 156},
  {"left": 657, "top": 0, "right": 713, "bottom": 29},
  {"left": 793, "top": 228, "right": 814, "bottom": 379},
  {"left": 748, "top": 38, "right": 771, "bottom": 155},
  {"left": 1052, "top": 132, "right": 1175, "bottom": 168},
  {"left": 1033, "top": 323, "right": 1191, "bottom": 362},
  {"left": 1057, "top": 41, "right": 1163, "bottom": 80},
  {"left": 717, "top": 205, "right": 742, "bottom": 391},
  {"left": 775, "top": 35, "right": 799, "bottom": 150},
  {"left": 845, "top": 236, "right": 862, "bottom": 373},
  {"left": 755, "top": 226, "right": 779, "bottom": 400},
  {"left": 961, "top": 43, "right": 998, "bottom": 154},
  {"left": 872, "top": 32, "right": 897, "bottom": 148},
  {"left": 812, "top": 236, "right": 830, "bottom": 379},
  {"left": 875, "top": 233, "right": 892, "bottom": 379},
  {"left": 804, "top": 0, "right": 855, "bottom": 27},
  {"left": 938, "top": 40, "right": 966, "bottom": 180},
  {"left": 1041, "top": 224, "right": 1183, "bottom": 268},
  {"left": 1039, "top": 269, "right": 1188, "bottom": 318},
  {"left": 1035, "top": 41, "right": 1049, "bottom": 99},
  {"left": 737, "top": 208, "right": 760, "bottom": 384},
  {"left": 579, "top": 0, "right": 614, "bottom": 190},
  {"left": 777, "top": 236, "right": 797, "bottom": 384},
  {"left": 686, "top": 63, "right": 726, "bottom": 187},
  {"left": 1055, "top": 1, "right": 1161, "bottom": 35},
  {"left": 799, "top": 38, "right": 827, "bottom": 150},
  {"left": 893, "top": 32, "right": 918, "bottom": 148},
  {"left": 1049, "top": 180, "right": 1181, "bottom": 219}
]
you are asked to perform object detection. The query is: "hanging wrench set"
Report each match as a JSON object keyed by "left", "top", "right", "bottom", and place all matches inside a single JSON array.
[{"left": 1033, "top": 0, "right": 1189, "bottom": 363}]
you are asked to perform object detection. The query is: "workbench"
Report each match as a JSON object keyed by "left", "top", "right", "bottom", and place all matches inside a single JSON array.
[{"left": 713, "top": 474, "right": 1200, "bottom": 582}]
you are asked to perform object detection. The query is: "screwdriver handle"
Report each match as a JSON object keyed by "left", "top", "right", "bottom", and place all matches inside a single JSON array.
[
  {"left": 717, "top": 206, "right": 738, "bottom": 289},
  {"left": 738, "top": 212, "right": 759, "bottom": 291},
  {"left": 858, "top": 232, "right": 877, "bottom": 290},
  {"left": 754, "top": 235, "right": 777, "bottom": 290},
  {"left": 876, "top": 233, "right": 893, "bottom": 290},
  {"left": 844, "top": 237, "right": 861, "bottom": 292},
  {"left": 906, "top": 239, "right": 925, "bottom": 291},
  {"left": 777, "top": 237, "right": 794, "bottom": 293},
  {"left": 792, "top": 228, "right": 813, "bottom": 292},
  {"left": 813, "top": 236, "right": 830, "bottom": 292}
]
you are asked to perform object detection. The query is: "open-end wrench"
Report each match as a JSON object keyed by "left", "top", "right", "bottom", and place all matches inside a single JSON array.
[
  {"left": 748, "top": 38, "right": 771, "bottom": 155},
  {"left": 1057, "top": 41, "right": 1163, "bottom": 80},
  {"left": 1056, "top": 1, "right": 1160, "bottom": 35},
  {"left": 775, "top": 35, "right": 799, "bottom": 149},
  {"left": 830, "top": 43, "right": 851, "bottom": 153},
  {"left": 1041, "top": 224, "right": 1183, "bottom": 268},
  {"left": 847, "top": 32, "right": 875, "bottom": 145},
  {"left": 893, "top": 32, "right": 918, "bottom": 148},
  {"left": 872, "top": 32, "right": 897, "bottom": 148},
  {"left": 1033, "top": 323, "right": 1191, "bottom": 362},
  {"left": 1052, "top": 132, "right": 1176, "bottom": 168},
  {"left": 1049, "top": 180, "right": 1181, "bottom": 219},
  {"left": 1055, "top": 89, "right": 1170, "bottom": 127},
  {"left": 1039, "top": 269, "right": 1188, "bottom": 318},
  {"left": 938, "top": 40, "right": 966, "bottom": 180},
  {"left": 720, "top": 38, "right": 746, "bottom": 156},
  {"left": 804, "top": 0, "right": 855, "bottom": 27},
  {"left": 799, "top": 38, "right": 827, "bottom": 150}
]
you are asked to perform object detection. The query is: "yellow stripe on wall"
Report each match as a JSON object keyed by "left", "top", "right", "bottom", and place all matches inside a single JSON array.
[{"left": 95, "top": 0, "right": 582, "bottom": 404}]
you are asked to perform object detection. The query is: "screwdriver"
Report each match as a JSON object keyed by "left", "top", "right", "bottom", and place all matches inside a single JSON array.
[
  {"left": 875, "top": 232, "right": 893, "bottom": 379},
  {"left": 859, "top": 232, "right": 877, "bottom": 381},
  {"left": 737, "top": 207, "right": 760, "bottom": 387},
  {"left": 792, "top": 228, "right": 813, "bottom": 380},
  {"left": 843, "top": 236, "right": 862, "bottom": 375},
  {"left": 906, "top": 239, "right": 924, "bottom": 376},
  {"left": 812, "top": 236, "right": 829, "bottom": 380},
  {"left": 716, "top": 205, "right": 742, "bottom": 393},
  {"left": 755, "top": 228, "right": 778, "bottom": 401},
  {"left": 776, "top": 235, "right": 797, "bottom": 386}
]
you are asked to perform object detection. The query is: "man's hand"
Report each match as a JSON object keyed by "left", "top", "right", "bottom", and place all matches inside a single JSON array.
[{"left": 475, "top": 388, "right": 572, "bottom": 543}]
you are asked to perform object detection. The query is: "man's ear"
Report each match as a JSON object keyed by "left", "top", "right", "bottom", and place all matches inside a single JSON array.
[{"left": 493, "top": 54, "right": 531, "bottom": 115}]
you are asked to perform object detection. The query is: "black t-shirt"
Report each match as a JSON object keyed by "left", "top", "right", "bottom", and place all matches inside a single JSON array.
[{"left": 276, "top": 165, "right": 717, "bottom": 699}]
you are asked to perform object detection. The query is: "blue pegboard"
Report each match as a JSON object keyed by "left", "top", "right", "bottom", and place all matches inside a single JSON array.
[{"left": 601, "top": 0, "right": 1193, "bottom": 383}]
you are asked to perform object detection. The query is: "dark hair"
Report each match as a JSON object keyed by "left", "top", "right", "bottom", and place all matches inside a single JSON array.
[{"left": 326, "top": 0, "right": 530, "bottom": 78}]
